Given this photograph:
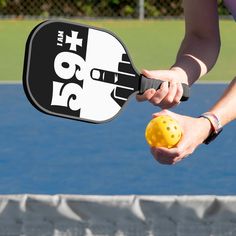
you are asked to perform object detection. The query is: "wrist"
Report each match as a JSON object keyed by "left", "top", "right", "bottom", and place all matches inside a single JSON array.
[
  {"left": 199, "top": 112, "right": 223, "bottom": 144},
  {"left": 198, "top": 117, "right": 213, "bottom": 143},
  {"left": 170, "top": 66, "right": 189, "bottom": 85}
]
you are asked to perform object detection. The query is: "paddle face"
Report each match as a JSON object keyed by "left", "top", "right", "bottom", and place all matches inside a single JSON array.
[{"left": 23, "top": 20, "right": 139, "bottom": 123}]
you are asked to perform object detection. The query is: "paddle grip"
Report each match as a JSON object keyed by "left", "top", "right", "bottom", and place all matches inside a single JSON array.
[{"left": 139, "top": 75, "right": 190, "bottom": 101}]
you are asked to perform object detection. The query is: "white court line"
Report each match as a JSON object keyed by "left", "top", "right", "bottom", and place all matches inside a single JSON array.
[
  {"left": 196, "top": 80, "right": 229, "bottom": 84},
  {"left": 0, "top": 81, "right": 22, "bottom": 84}
]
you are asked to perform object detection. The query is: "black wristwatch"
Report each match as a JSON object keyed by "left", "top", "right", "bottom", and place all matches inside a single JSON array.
[{"left": 199, "top": 112, "right": 223, "bottom": 145}]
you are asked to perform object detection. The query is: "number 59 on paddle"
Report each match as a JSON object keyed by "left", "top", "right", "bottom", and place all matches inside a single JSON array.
[{"left": 23, "top": 20, "right": 189, "bottom": 124}]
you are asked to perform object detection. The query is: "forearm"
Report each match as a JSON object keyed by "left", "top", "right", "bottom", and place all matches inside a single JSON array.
[
  {"left": 171, "top": 35, "right": 220, "bottom": 85},
  {"left": 209, "top": 77, "right": 236, "bottom": 126},
  {"left": 171, "top": 0, "right": 221, "bottom": 85}
]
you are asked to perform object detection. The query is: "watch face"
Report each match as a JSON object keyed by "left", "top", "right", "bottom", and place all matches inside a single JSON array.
[{"left": 204, "top": 128, "right": 223, "bottom": 145}]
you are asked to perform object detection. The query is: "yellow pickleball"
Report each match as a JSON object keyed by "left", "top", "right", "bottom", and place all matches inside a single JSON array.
[{"left": 145, "top": 115, "right": 182, "bottom": 148}]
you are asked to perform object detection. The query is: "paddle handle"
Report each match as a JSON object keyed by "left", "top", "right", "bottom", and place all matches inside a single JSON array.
[{"left": 139, "top": 75, "right": 190, "bottom": 101}]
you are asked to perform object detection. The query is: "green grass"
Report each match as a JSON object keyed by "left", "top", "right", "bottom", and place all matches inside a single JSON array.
[{"left": 0, "top": 19, "right": 235, "bottom": 82}]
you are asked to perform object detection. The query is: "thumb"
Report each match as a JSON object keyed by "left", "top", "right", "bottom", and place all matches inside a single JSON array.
[
  {"left": 141, "top": 69, "right": 171, "bottom": 81},
  {"left": 152, "top": 109, "right": 170, "bottom": 118},
  {"left": 152, "top": 110, "right": 182, "bottom": 125},
  {"left": 141, "top": 69, "right": 153, "bottom": 78}
]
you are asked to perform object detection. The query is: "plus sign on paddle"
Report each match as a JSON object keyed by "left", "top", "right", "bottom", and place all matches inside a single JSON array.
[
  {"left": 65, "top": 31, "right": 83, "bottom": 51},
  {"left": 23, "top": 20, "right": 189, "bottom": 123}
]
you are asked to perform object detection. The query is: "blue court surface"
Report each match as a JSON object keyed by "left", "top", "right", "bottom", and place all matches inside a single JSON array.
[{"left": 0, "top": 83, "right": 235, "bottom": 195}]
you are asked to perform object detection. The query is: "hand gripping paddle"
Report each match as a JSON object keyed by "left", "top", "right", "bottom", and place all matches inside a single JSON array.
[{"left": 23, "top": 20, "right": 189, "bottom": 124}]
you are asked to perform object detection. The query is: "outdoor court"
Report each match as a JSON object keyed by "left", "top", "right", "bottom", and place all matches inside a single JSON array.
[
  {"left": 0, "top": 18, "right": 235, "bottom": 235},
  {"left": 0, "top": 82, "right": 235, "bottom": 195},
  {"left": 0, "top": 19, "right": 235, "bottom": 194}
]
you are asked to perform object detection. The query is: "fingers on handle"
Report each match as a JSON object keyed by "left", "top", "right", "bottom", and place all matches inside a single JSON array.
[{"left": 136, "top": 89, "right": 156, "bottom": 102}]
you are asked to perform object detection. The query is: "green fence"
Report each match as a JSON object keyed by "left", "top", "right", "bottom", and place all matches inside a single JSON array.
[{"left": 0, "top": 0, "right": 229, "bottom": 18}]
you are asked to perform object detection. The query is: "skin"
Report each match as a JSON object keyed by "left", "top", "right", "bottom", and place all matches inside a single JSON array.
[
  {"left": 149, "top": 109, "right": 212, "bottom": 165},
  {"left": 142, "top": 0, "right": 236, "bottom": 164},
  {"left": 136, "top": 0, "right": 221, "bottom": 109},
  {"left": 151, "top": 77, "right": 236, "bottom": 165}
]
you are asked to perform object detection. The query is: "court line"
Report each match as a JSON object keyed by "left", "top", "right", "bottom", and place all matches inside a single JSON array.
[
  {"left": 196, "top": 80, "right": 229, "bottom": 84},
  {"left": 0, "top": 81, "right": 22, "bottom": 84}
]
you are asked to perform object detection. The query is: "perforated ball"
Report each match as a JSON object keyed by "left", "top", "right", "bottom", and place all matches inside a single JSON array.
[{"left": 145, "top": 115, "right": 182, "bottom": 148}]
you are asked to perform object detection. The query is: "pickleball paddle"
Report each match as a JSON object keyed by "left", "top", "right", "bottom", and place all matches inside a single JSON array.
[{"left": 23, "top": 20, "right": 189, "bottom": 123}]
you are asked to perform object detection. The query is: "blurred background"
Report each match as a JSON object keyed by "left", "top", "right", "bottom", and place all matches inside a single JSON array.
[
  {"left": 0, "top": 0, "right": 234, "bottom": 84},
  {"left": 0, "top": 0, "right": 230, "bottom": 19}
]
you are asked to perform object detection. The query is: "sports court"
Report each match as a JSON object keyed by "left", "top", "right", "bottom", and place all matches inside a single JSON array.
[
  {"left": 0, "top": 1, "right": 236, "bottom": 234},
  {"left": 0, "top": 82, "right": 234, "bottom": 195},
  {"left": 1, "top": 82, "right": 236, "bottom": 236}
]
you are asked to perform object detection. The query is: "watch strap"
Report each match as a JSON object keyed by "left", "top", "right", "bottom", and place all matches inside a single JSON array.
[{"left": 199, "top": 112, "right": 223, "bottom": 144}]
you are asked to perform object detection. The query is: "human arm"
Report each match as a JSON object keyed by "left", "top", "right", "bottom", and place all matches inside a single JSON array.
[
  {"left": 208, "top": 77, "right": 236, "bottom": 126},
  {"left": 150, "top": 77, "right": 236, "bottom": 165},
  {"left": 137, "top": 0, "right": 221, "bottom": 108}
]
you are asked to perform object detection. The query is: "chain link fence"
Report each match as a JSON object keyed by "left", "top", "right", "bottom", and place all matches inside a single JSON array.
[{"left": 0, "top": 0, "right": 229, "bottom": 19}]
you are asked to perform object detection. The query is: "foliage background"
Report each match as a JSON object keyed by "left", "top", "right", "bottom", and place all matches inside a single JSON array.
[{"left": 0, "top": 0, "right": 229, "bottom": 18}]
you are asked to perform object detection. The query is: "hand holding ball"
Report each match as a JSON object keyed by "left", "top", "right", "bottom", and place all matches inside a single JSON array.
[{"left": 145, "top": 115, "right": 182, "bottom": 148}]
